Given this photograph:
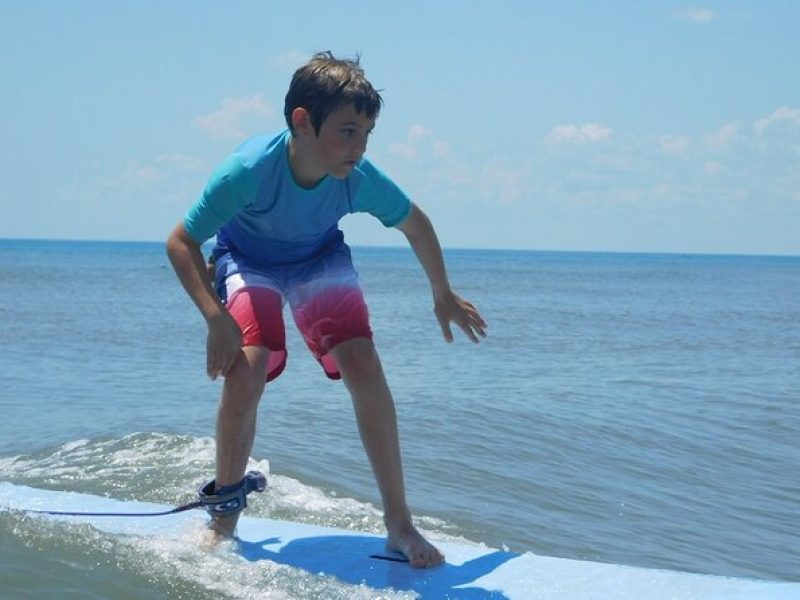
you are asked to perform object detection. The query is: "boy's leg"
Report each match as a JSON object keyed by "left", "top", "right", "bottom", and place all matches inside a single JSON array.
[
  {"left": 207, "top": 283, "right": 286, "bottom": 538},
  {"left": 286, "top": 246, "right": 441, "bottom": 566},
  {"left": 331, "top": 338, "right": 445, "bottom": 568},
  {"left": 209, "top": 345, "right": 269, "bottom": 537}
]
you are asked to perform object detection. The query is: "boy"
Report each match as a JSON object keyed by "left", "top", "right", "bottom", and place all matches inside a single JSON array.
[{"left": 166, "top": 52, "right": 486, "bottom": 568}]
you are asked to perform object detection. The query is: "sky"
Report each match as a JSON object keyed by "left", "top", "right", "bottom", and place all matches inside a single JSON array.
[{"left": 1, "top": 1, "right": 798, "bottom": 255}]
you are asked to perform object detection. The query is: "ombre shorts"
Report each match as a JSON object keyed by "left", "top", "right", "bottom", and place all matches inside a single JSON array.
[{"left": 218, "top": 246, "right": 372, "bottom": 382}]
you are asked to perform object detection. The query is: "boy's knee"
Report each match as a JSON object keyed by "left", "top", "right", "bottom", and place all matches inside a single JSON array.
[
  {"left": 223, "top": 353, "right": 267, "bottom": 408},
  {"left": 227, "top": 374, "right": 264, "bottom": 402},
  {"left": 334, "top": 338, "right": 381, "bottom": 383}
]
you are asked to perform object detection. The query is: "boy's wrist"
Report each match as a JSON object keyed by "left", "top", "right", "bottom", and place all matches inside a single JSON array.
[
  {"left": 203, "top": 304, "right": 230, "bottom": 325},
  {"left": 432, "top": 284, "right": 452, "bottom": 303}
]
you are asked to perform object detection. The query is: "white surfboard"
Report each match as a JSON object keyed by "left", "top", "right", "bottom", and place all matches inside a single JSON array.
[{"left": 1, "top": 482, "right": 797, "bottom": 599}]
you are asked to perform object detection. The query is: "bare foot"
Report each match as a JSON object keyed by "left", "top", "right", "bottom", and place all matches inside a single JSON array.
[
  {"left": 199, "top": 515, "right": 237, "bottom": 548},
  {"left": 386, "top": 520, "right": 445, "bottom": 568}
]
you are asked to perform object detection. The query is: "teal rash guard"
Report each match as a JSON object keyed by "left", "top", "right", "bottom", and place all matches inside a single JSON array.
[{"left": 183, "top": 130, "right": 411, "bottom": 277}]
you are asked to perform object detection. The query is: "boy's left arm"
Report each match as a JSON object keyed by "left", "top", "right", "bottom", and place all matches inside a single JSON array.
[{"left": 396, "top": 203, "right": 487, "bottom": 343}]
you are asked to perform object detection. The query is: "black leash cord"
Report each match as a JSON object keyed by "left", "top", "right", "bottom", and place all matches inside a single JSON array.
[{"left": 20, "top": 500, "right": 202, "bottom": 518}]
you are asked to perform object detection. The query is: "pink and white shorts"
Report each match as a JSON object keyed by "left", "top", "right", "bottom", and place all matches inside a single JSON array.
[{"left": 221, "top": 249, "right": 372, "bottom": 382}]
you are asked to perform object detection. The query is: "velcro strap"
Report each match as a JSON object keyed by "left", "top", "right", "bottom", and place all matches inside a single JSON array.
[
  {"left": 197, "top": 470, "right": 268, "bottom": 518},
  {"left": 198, "top": 479, "right": 247, "bottom": 517}
]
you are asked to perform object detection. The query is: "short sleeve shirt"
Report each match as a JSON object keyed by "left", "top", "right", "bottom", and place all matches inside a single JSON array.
[{"left": 183, "top": 130, "right": 411, "bottom": 272}]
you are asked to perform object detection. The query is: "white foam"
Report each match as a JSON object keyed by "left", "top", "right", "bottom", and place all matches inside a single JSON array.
[{"left": 2, "top": 433, "right": 451, "bottom": 556}]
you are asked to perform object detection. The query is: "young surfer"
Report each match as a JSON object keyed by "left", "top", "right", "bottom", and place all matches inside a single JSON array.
[{"left": 166, "top": 52, "right": 486, "bottom": 568}]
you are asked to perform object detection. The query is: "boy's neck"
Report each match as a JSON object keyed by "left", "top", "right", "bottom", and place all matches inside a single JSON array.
[{"left": 287, "top": 133, "right": 325, "bottom": 189}]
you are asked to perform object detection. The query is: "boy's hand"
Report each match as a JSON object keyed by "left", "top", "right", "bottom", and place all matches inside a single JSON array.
[
  {"left": 434, "top": 291, "right": 487, "bottom": 344},
  {"left": 206, "top": 312, "right": 243, "bottom": 379}
]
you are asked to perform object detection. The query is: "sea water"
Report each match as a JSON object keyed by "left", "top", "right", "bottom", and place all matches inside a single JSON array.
[{"left": 0, "top": 239, "right": 798, "bottom": 598}]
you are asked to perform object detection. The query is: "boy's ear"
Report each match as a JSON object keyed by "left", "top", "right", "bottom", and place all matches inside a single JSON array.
[{"left": 291, "top": 108, "right": 313, "bottom": 135}]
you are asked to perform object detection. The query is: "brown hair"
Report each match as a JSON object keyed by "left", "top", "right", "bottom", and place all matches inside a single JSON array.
[{"left": 284, "top": 51, "right": 383, "bottom": 134}]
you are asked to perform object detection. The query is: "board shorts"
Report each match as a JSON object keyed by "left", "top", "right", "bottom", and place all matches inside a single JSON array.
[{"left": 217, "top": 245, "right": 372, "bottom": 382}]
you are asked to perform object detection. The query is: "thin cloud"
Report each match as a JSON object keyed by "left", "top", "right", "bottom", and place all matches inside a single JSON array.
[
  {"left": 407, "top": 124, "right": 431, "bottom": 140},
  {"left": 547, "top": 123, "right": 612, "bottom": 144},
  {"left": 659, "top": 134, "right": 691, "bottom": 155},
  {"left": 478, "top": 158, "right": 532, "bottom": 206},
  {"left": 269, "top": 50, "right": 309, "bottom": 70},
  {"left": 388, "top": 141, "right": 417, "bottom": 160},
  {"left": 432, "top": 140, "right": 452, "bottom": 159},
  {"left": 676, "top": 7, "right": 716, "bottom": 24},
  {"left": 155, "top": 154, "right": 208, "bottom": 172},
  {"left": 95, "top": 159, "right": 165, "bottom": 189},
  {"left": 754, "top": 106, "right": 800, "bottom": 135},
  {"left": 388, "top": 124, "right": 443, "bottom": 160},
  {"left": 704, "top": 122, "right": 741, "bottom": 150},
  {"left": 193, "top": 95, "right": 275, "bottom": 139},
  {"left": 91, "top": 154, "right": 211, "bottom": 211}
]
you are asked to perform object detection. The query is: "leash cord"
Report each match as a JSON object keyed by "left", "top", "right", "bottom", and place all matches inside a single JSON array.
[{"left": 21, "top": 500, "right": 202, "bottom": 518}]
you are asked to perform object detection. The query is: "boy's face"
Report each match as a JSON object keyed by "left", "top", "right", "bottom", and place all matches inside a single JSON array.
[{"left": 295, "top": 103, "right": 376, "bottom": 181}]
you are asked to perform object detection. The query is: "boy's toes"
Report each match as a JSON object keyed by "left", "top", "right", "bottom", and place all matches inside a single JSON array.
[{"left": 386, "top": 524, "right": 444, "bottom": 569}]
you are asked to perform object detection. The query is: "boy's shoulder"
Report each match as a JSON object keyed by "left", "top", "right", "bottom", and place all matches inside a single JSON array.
[
  {"left": 232, "top": 130, "right": 289, "bottom": 169},
  {"left": 203, "top": 131, "right": 289, "bottom": 202}
]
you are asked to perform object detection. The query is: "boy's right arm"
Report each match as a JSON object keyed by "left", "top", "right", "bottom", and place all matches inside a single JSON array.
[{"left": 166, "top": 222, "right": 242, "bottom": 379}]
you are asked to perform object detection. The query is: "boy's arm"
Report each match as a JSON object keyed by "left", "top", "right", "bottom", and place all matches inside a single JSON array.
[
  {"left": 166, "top": 222, "right": 243, "bottom": 379},
  {"left": 396, "top": 203, "right": 487, "bottom": 343}
]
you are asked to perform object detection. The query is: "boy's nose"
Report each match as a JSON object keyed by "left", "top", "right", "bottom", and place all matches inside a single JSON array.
[{"left": 354, "top": 133, "right": 369, "bottom": 154}]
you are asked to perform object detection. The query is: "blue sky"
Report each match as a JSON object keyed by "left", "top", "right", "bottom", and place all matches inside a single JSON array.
[{"left": 1, "top": 1, "right": 798, "bottom": 254}]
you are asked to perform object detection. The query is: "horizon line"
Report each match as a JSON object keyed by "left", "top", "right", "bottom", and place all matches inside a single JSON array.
[{"left": 1, "top": 236, "right": 798, "bottom": 260}]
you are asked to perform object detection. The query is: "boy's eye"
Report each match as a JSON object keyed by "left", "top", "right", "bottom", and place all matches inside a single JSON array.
[{"left": 339, "top": 127, "right": 373, "bottom": 143}]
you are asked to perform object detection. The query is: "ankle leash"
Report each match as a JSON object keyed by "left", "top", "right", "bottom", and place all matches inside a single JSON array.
[{"left": 198, "top": 470, "right": 268, "bottom": 517}]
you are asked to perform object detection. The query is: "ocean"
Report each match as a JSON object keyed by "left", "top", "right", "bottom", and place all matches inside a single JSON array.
[{"left": 1, "top": 238, "right": 798, "bottom": 598}]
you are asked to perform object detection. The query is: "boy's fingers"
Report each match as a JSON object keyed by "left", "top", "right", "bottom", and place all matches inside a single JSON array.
[
  {"left": 207, "top": 351, "right": 221, "bottom": 380},
  {"left": 464, "top": 329, "right": 479, "bottom": 344},
  {"left": 436, "top": 299, "right": 488, "bottom": 343},
  {"left": 437, "top": 315, "right": 454, "bottom": 343},
  {"left": 221, "top": 352, "right": 238, "bottom": 376},
  {"left": 468, "top": 307, "right": 487, "bottom": 329},
  {"left": 459, "top": 320, "right": 480, "bottom": 343},
  {"left": 463, "top": 309, "right": 486, "bottom": 336},
  {"left": 208, "top": 350, "right": 239, "bottom": 379}
]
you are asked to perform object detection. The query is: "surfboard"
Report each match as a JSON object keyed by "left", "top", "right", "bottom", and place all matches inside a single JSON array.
[{"left": 1, "top": 481, "right": 797, "bottom": 599}]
